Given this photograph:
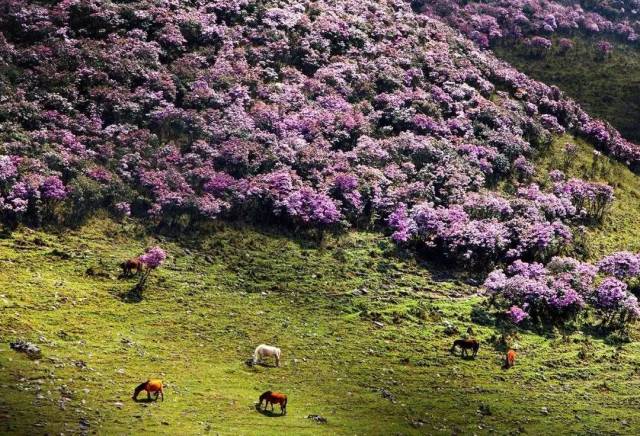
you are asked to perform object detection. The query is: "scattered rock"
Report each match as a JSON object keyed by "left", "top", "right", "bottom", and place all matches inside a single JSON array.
[
  {"left": 379, "top": 388, "right": 396, "bottom": 402},
  {"left": 116, "top": 368, "right": 125, "bottom": 375},
  {"left": 373, "top": 321, "right": 384, "bottom": 328},
  {"left": 442, "top": 321, "right": 459, "bottom": 336},
  {"left": 9, "top": 340, "right": 41, "bottom": 359},
  {"left": 306, "top": 414, "right": 328, "bottom": 424},
  {"left": 114, "top": 402, "right": 124, "bottom": 409},
  {"left": 410, "top": 419, "right": 425, "bottom": 428},
  {"left": 74, "top": 360, "right": 87, "bottom": 369},
  {"left": 79, "top": 417, "right": 90, "bottom": 429},
  {"left": 161, "top": 421, "right": 170, "bottom": 425},
  {"left": 541, "top": 407, "right": 549, "bottom": 415}
]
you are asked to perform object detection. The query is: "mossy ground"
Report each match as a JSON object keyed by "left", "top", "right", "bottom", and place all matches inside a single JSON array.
[
  {"left": 2, "top": 210, "right": 640, "bottom": 435},
  {"left": 494, "top": 35, "right": 640, "bottom": 143}
]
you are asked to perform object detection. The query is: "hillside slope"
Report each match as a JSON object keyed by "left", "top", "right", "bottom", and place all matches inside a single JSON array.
[{"left": 2, "top": 215, "right": 640, "bottom": 434}]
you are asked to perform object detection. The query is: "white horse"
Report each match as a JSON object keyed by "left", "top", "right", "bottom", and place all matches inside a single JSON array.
[{"left": 253, "top": 344, "right": 281, "bottom": 367}]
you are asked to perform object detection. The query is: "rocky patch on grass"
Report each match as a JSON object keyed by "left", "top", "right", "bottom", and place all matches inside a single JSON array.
[
  {"left": 9, "top": 340, "right": 41, "bottom": 359},
  {"left": 306, "top": 414, "right": 328, "bottom": 424}
]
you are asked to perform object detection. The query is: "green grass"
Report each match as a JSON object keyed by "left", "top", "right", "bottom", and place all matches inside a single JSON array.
[
  {"left": 493, "top": 35, "right": 640, "bottom": 142},
  {"left": 2, "top": 216, "right": 640, "bottom": 434},
  {"left": 536, "top": 134, "right": 640, "bottom": 259}
]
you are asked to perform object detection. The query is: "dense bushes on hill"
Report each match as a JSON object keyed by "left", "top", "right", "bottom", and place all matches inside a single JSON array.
[
  {"left": 0, "top": 0, "right": 634, "bottom": 274},
  {"left": 416, "top": 0, "right": 640, "bottom": 48},
  {"left": 486, "top": 252, "right": 640, "bottom": 330}
]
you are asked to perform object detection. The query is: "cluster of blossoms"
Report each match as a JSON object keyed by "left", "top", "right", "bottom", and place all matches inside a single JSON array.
[
  {"left": 139, "top": 246, "right": 167, "bottom": 270},
  {"left": 415, "top": 0, "right": 640, "bottom": 48},
  {"left": 485, "top": 254, "right": 640, "bottom": 329},
  {"left": 0, "top": 0, "right": 632, "bottom": 266},
  {"left": 389, "top": 174, "right": 614, "bottom": 266}
]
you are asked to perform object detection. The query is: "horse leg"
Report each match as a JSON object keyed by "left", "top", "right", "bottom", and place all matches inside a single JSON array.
[{"left": 147, "top": 390, "right": 151, "bottom": 400}]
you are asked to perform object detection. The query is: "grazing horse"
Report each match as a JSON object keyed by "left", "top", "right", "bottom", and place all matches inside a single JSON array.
[
  {"left": 505, "top": 349, "right": 517, "bottom": 369},
  {"left": 121, "top": 258, "right": 143, "bottom": 276},
  {"left": 132, "top": 379, "right": 164, "bottom": 401},
  {"left": 259, "top": 391, "right": 287, "bottom": 415},
  {"left": 253, "top": 344, "right": 281, "bottom": 367},
  {"left": 450, "top": 338, "right": 479, "bottom": 358}
]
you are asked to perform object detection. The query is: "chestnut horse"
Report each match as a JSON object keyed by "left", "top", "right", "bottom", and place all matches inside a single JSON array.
[
  {"left": 133, "top": 379, "right": 164, "bottom": 401},
  {"left": 259, "top": 391, "right": 287, "bottom": 415},
  {"left": 121, "top": 258, "right": 143, "bottom": 276},
  {"left": 450, "top": 338, "right": 479, "bottom": 358},
  {"left": 504, "top": 349, "right": 517, "bottom": 369}
]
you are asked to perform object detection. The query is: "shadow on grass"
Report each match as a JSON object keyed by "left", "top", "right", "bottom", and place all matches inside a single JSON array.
[
  {"left": 255, "top": 404, "right": 285, "bottom": 417},
  {"left": 133, "top": 397, "right": 159, "bottom": 403},
  {"left": 118, "top": 285, "right": 144, "bottom": 303},
  {"left": 244, "top": 359, "right": 279, "bottom": 368}
]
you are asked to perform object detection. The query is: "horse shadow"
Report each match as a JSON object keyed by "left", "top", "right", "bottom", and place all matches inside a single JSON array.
[
  {"left": 457, "top": 354, "right": 477, "bottom": 361},
  {"left": 244, "top": 359, "right": 278, "bottom": 368},
  {"left": 254, "top": 404, "right": 285, "bottom": 417},
  {"left": 133, "top": 397, "right": 157, "bottom": 404}
]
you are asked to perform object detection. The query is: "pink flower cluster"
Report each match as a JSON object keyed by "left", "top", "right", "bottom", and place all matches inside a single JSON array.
[
  {"left": 486, "top": 254, "right": 640, "bottom": 328},
  {"left": 417, "top": 0, "right": 640, "bottom": 48},
  {"left": 139, "top": 246, "right": 167, "bottom": 270}
]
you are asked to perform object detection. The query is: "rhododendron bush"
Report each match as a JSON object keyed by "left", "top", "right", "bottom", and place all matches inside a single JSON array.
[
  {"left": 416, "top": 0, "right": 640, "bottom": 48},
  {"left": 0, "top": 0, "right": 630, "bottom": 267},
  {"left": 485, "top": 254, "right": 640, "bottom": 329}
]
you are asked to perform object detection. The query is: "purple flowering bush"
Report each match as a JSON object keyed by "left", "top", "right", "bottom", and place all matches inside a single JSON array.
[
  {"left": 137, "top": 246, "right": 167, "bottom": 292},
  {"left": 485, "top": 255, "right": 640, "bottom": 330},
  {"left": 416, "top": 1, "right": 640, "bottom": 49}
]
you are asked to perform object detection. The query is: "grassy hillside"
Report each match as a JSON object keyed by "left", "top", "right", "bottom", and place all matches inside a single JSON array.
[
  {"left": 536, "top": 134, "right": 640, "bottom": 259},
  {"left": 2, "top": 215, "right": 640, "bottom": 434},
  {"left": 494, "top": 36, "right": 640, "bottom": 142}
]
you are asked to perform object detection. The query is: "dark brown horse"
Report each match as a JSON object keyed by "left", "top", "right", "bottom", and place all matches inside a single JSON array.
[
  {"left": 259, "top": 391, "right": 287, "bottom": 415},
  {"left": 121, "top": 258, "right": 143, "bottom": 276},
  {"left": 450, "top": 338, "right": 479, "bottom": 358}
]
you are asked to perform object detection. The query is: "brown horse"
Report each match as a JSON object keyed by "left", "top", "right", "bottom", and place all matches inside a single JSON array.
[
  {"left": 121, "top": 258, "right": 143, "bottom": 276},
  {"left": 259, "top": 391, "right": 287, "bottom": 415},
  {"left": 133, "top": 379, "right": 164, "bottom": 401},
  {"left": 504, "top": 349, "right": 517, "bottom": 369},
  {"left": 450, "top": 338, "right": 479, "bottom": 358}
]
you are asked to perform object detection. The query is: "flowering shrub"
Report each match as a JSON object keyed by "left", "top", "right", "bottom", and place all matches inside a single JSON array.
[
  {"left": 137, "top": 246, "right": 167, "bottom": 292},
  {"left": 486, "top": 255, "right": 640, "bottom": 329},
  {"left": 507, "top": 305, "right": 529, "bottom": 324},
  {"left": 597, "top": 251, "right": 640, "bottom": 279},
  {"left": 139, "top": 246, "right": 167, "bottom": 270},
  {"left": 417, "top": 1, "right": 640, "bottom": 49}
]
